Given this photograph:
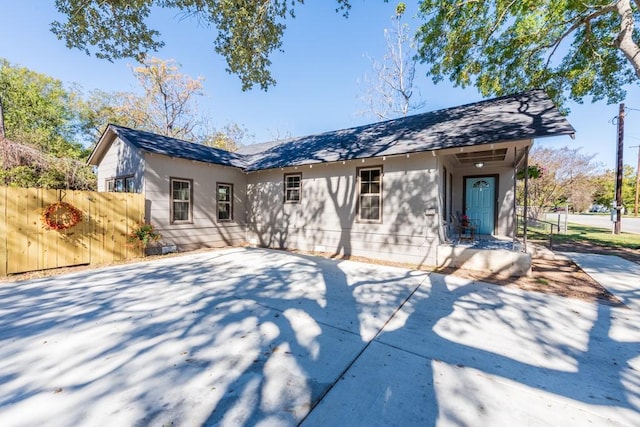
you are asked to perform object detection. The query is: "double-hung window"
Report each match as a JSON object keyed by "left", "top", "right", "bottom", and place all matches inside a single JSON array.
[
  {"left": 358, "top": 166, "right": 382, "bottom": 222},
  {"left": 217, "top": 183, "right": 233, "bottom": 221},
  {"left": 284, "top": 173, "right": 302, "bottom": 203},
  {"left": 171, "top": 178, "right": 192, "bottom": 223}
]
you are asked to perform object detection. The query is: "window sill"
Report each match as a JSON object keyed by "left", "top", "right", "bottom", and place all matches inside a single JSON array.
[{"left": 356, "top": 219, "right": 383, "bottom": 224}]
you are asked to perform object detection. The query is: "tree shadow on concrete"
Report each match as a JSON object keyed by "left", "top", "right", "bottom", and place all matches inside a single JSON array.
[
  {"left": 305, "top": 270, "right": 639, "bottom": 425},
  {"left": 0, "top": 248, "right": 426, "bottom": 426}
]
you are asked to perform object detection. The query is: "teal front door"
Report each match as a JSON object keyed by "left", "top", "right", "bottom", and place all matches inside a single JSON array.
[{"left": 465, "top": 177, "right": 495, "bottom": 235}]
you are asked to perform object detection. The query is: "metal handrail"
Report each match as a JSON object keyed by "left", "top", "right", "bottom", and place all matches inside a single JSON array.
[{"left": 516, "top": 215, "right": 559, "bottom": 249}]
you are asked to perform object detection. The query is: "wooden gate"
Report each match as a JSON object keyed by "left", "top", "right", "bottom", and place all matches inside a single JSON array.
[{"left": 0, "top": 187, "right": 145, "bottom": 276}]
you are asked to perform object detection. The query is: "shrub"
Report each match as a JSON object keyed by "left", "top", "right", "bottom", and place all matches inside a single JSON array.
[{"left": 128, "top": 222, "right": 161, "bottom": 250}]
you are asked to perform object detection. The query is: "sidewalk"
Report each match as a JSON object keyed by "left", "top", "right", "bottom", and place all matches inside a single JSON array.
[{"left": 562, "top": 252, "right": 640, "bottom": 310}]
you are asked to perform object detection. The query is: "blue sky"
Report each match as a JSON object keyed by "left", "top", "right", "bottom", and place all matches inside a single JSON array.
[{"left": 0, "top": 1, "right": 639, "bottom": 170}]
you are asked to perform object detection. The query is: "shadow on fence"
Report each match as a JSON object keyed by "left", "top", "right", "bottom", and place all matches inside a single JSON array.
[{"left": 0, "top": 187, "right": 145, "bottom": 276}]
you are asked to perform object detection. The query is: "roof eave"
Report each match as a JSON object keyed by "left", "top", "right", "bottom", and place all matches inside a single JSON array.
[{"left": 87, "top": 124, "right": 118, "bottom": 166}]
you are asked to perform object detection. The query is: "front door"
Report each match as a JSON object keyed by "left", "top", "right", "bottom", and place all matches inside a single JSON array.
[{"left": 465, "top": 176, "right": 495, "bottom": 235}]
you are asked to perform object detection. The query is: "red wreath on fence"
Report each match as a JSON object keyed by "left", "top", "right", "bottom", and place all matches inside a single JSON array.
[{"left": 41, "top": 201, "right": 83, "bottom": 231}]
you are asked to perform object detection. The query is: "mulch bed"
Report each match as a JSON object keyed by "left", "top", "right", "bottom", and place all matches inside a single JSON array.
[{"left": 437, "top": 255, "right": 623, "bottom": 306}]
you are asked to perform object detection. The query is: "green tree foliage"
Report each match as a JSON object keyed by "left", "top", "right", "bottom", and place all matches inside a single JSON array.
[
  {"left": 592, "top": 165, "right": 637, "bottom": 210},
  {"left": 0, "top": 58, "right": 86, "bottom": 157},
  {"left": 78, "top": 89, "right": 124, "bottom": 143},
  {"left": 51, "top": 0, "right": 352, "bottom": 91},
  {"left": 517, "top": 146, "right": 600, "bottom": 217},
  {"left": 0, "top": 139, "right": 95, "bottom": 190},
  {"left": 0, "top": 59, "right": 95, "bottom": 189},
  {"left": 416, "top": 0, "right": 640, "bottom": 108}
]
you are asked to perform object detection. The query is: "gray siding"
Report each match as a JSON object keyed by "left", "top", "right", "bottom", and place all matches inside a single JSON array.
[
  {"left": 96, "top": 137, "right": 144, "bottom": 192},
  {"left": 95, "top": 135, "right": 523, "bottom": 262},
  {"left": 144, "top": 154, "right": 247, "bottom": 251},
  {"left": 246, "top": 152, "right": 441, "bottom": 266}
]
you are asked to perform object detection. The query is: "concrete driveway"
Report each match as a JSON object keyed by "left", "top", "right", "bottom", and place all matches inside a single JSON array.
[{"left": 1, "top": 248, "right": 638, "bottom": 426}]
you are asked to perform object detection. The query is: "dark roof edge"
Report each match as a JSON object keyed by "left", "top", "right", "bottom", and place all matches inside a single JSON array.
[
  {"left": 86, "top": 124, "right": 118, "bottom": 166},
  {"left": 90, "top": 89, "right": 575, "bottom": 171}
]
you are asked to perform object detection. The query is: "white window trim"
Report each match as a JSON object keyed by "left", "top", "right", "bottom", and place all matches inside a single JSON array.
[
  {"left": 284, "top": 173, "right": 302, "bottom": 204},
  {"left": 357, "top": 166, "right": 383, "bottom": 223},
  {"left": 171, "top": 178, "right": 193, "bottom": 224}
]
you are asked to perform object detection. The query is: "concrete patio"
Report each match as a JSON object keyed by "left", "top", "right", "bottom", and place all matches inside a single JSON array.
[{"left": 0, "top": 248, "right": 638, "bottom": 426}]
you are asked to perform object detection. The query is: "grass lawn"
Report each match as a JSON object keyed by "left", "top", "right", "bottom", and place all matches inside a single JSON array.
[{"left": 522, "top": 222, "right": 640, "bottom": 250}]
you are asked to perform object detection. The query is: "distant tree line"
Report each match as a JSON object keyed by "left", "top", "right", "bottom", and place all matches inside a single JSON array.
[
  {"left": 0, "top": 57, "right": 250, "bottom": 190},
  {"left": 517, "top": 146, "right": 637, "bottom": 218}
]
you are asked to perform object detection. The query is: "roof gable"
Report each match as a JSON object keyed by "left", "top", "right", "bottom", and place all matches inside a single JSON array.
[{"left": 88, "top": 125, "right": 247, "bottom": 169}]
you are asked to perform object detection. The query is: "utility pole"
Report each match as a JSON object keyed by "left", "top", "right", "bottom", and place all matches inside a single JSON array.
[
  {"left": 632, "top": 145, "right": 640, "bottom": 217},
  {"left": 614, "top": 103, "right": 624, "bottom": 234}
]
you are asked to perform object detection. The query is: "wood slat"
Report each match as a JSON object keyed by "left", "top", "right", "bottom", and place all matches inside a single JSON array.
[
  {"left": 1, "top": 187, "right": 145, "bottom": 275},
  {"left": 0, "top": 187, "right": 6, "bottom": 276}
]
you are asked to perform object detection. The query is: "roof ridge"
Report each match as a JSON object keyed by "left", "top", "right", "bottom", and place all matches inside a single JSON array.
[
  {"left": 93, "top": 90, "right": 573, "bottom": 172},
  {"left": 239, "top": 89, "right": 549, "bottom": 159}
]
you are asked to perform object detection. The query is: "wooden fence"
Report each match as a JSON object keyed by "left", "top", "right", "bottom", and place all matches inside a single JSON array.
[{"left": 0, "top": 187, "right": 145, "bottom": 276}]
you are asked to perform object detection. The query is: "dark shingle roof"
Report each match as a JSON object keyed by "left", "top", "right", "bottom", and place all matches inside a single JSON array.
[
  {"left": 93, "top": 90, "right": 574, "bottom": 172},
  {"left": 242, "top": 89, "right": 574, "bottom": 171},
  {"left": 107, "top": 125, "right": 248, "bottom": 169}
]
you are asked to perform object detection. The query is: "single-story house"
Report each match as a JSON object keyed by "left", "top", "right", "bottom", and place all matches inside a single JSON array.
[{"left": 87, "top": 89, "right": 574, "bottom": 270}]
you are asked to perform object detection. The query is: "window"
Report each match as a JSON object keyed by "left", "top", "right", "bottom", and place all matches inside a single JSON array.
[
  {"left": 171, "top": 178, "right": 192, "bottom": 223},
  {"left": 473, "top": 179, "right": 490, "bottom": 189},
  {"left": 217, "top": 183, "right": 233, "bottom": 221},
  {"left": 284, "top": 173, "right": 302, "bottom": 203},
  {"left": 106, "top": 176, "right": 135, "bottom": 193},
  {"left": 126, "top": 177, "right": 135, "bottom": 193},
  {"left": 358, "top": 166, "right": 382, "bottom": 222}
]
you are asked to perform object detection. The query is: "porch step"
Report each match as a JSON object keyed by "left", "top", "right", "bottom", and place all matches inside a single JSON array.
[{"left": 438, "top": 244, "right": 532, "bottom": 277}]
